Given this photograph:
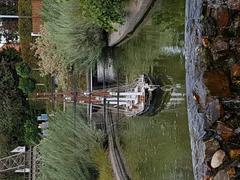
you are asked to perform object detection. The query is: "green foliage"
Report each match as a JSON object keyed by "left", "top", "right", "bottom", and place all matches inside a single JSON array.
[
  {"left": 0, "top": 48, "right": 27, "bottom": 158},
  {"left": 0, "top": 49, "right": 24, "bottom": 135},
  {"left": 39, "top": 111, "right": 101, "bottom": 180},
  {"left": 0, "top": 47, "right": 22, "bottom": 62},
  {"left": 18, "top": 78, "right": 36, "bottom": 94},
  {"left": 16, "top": 62, "right": 31, "bottom": 78},
  {"left": 79, "top": 0, "right": 124, "bottom": 31},
  {"left": 24, "top": 120, "right": 39, "bottom": 146},
  {"left": 152, "top": 0, "right": 185, "bottom": 33}
]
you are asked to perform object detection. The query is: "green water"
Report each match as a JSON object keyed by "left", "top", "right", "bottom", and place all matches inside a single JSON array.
[{"left": 113, "top": 0, "right": 194, "bottom": 179}]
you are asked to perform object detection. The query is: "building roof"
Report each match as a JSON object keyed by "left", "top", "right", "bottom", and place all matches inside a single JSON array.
[{"left": 0, "top": 43, "right": 20, "bottom": 52}]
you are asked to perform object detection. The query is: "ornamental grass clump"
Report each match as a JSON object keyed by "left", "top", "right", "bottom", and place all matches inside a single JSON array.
[
  {"left": 39, "top": 111, "right": 102, "bottom": 180},
  {"left": 41, "top": 0, "right": 105, "bottom": 69}
]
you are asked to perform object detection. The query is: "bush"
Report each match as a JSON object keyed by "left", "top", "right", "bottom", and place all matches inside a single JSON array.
[
  {"left": 79, "top": 0, "right": 124, "bottom": 31},
  {"left": 18, "top": 78, "right": 36, "bottom": 94},
  {"left": 16, "top": 62, "right": 31, "bottom": 78},
  {"left": 24, "top": 120, "right": 40, "bottom": 146}
]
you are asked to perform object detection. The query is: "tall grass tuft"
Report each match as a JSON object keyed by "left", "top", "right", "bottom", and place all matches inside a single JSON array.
[
  {"left": 41, "top": 0, "right": 105, "bottom": 70},
  {"left": 39, "top": 111, "right": 102, "bottom": 180}
]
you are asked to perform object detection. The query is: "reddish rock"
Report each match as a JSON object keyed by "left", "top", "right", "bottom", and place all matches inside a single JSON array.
[
  {"left": 227, "top": 0, "right": 240, "bottom": 11},
  {"left": 216, "top": 121, "right": 234, "bottom": 141},
  {"left": 203, "top": 71, "right": 231, "bottom": 97},
  {"left": 231, "top": 64, "right": 240, "bottom": 84},
  {"left": 213, "top": 6, "right": 230, "bottom": 30}
]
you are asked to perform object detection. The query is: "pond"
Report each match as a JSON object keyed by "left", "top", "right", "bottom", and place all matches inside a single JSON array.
[{"left": 111, "top": 0, "right": 194, "bottom": 179}]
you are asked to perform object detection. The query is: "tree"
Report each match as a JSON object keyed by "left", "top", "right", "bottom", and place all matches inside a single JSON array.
[
  {"left": 0, "top": 0, "right": 19, "bottom": 44},
  {"left": 0, "top": 0, "right": 18, "bottom": 15},
  {"left": 0, "top": 48, "right": 25, "bottom": 138}
]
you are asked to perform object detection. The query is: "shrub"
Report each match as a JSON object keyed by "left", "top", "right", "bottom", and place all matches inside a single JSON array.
[
  {"left": 18, "top": 78, "right": 36, "bottom": 94},
  {"left": 24, "top": 120, "right": 40, "bottom": 146},
  {"left": 79, "top": 0, "right": 124, "bottom": 31},
  {"left": 16, "top": 62, "right": 31, "bottom": 78}
]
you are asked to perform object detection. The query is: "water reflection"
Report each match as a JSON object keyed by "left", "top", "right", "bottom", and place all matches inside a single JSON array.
[{"left": 112, "top": 0, "right": 194, "bottom": 179}]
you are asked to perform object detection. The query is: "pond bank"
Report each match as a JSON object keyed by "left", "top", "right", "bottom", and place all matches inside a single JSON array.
[
  {"left": 185, "top": 0, "right": 240, "bottom": 179},
  {"left": 108, "top": 0, "right": 156, "bottom": 47}
]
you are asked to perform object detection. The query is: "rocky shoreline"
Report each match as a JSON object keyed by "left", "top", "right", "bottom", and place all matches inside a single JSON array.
[{"left": 186, "top": 0, "right": 240, "bottom": 179}]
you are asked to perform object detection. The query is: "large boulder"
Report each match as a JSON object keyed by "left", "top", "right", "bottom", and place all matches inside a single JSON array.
[{"left": 203, "top": 71, "right": 231, "bottom": 97}]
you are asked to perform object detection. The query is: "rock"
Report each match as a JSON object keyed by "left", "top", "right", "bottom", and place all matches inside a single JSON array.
[
  {"left": 227, "top": 0, "right": 240, "bottom": 11},
  {"left": 212, "top": 6, "right": 230, "bottom": 31},
  {"left": 235, "top": 127, "right": 240, "bottom": 134},
  {"left": 211, "top": 150, "right": 225, "bottom": 168},
  {"left": 203, "top": 71, "right": 231, "bottom": 97},
  {"left": 205, "top": 98, "right": 224, "bottom": 126},
  {"left": 229, "top": 149, "right": 240, "bottom": 159},
  {"left": 232, "top": 15, "right": 240, "bottom": 30},
  {"left": 227, "top": 167, "right": 236, "bottom": 178},
  {"left": 205, "top": 138, "right": 220, "bottom": 160},
  {"left": 202, "top": 36, "right": 210, "bottom": 48},
  {"left": 231, "top": 64, "right": 240, "bottom": 84},
  {"left": 204, "top": 176, "right": 213, "bottom": 180},
  {"left": 216, "top": 121, "right": 234, "bottom": 141},
  {"left": 230, "top": 38, "right": 240, "bottom": 57},
  {"left": 210, "top": 37, "right": 229, "bottom": 61},
  {"left": 202, "top": 16, "right": 217, "bottom": 37},
  {"left": 213, "top": 170, "right": 230, "bottom": 180}
]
